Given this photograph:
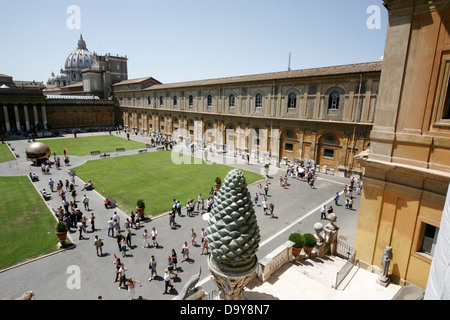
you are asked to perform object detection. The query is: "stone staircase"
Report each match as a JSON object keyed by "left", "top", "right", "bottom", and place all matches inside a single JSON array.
[{"left": 293, "top": 255, "right": 353, "bottom": 289}]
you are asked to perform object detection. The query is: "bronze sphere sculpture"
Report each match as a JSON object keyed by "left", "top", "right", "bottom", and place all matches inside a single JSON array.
[{"left": 25, "top": 142, "right": 51, "bottom": 162}]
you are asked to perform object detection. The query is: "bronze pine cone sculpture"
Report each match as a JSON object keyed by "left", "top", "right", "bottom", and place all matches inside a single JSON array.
[{"left": 206, "top": 169, "right": 261, "bottom": 273}]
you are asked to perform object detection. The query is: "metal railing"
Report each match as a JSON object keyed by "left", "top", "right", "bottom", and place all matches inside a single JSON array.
[
  {"left": 335, "top": 240, "right": 358, "bottom": 289},
  {"left": 336, "top": 239, "right": 355, "bottom": 260}
]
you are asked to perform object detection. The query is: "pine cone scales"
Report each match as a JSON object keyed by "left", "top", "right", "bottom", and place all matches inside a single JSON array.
[{"left": 207, "top": 169, "right": 260, "bottom": 272}]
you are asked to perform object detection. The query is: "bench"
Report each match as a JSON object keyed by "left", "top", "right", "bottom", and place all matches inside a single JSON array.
[
  {"left": 91, "top": 150, "right": 101, "bottom": 155},
  {"left": 138, "top": 148, "right": 147, "bottom": 153},
  {"left": 116, "top": 148, "right": 125, "bottom": 152},
  {"left": 100, "top": 153, "right": 111, "bottom": 158},
  {"left": 157, "top": 146, "right": 164, "bottom": 151}
]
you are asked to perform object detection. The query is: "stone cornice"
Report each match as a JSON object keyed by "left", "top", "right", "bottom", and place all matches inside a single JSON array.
[
  {"left": 383, "top": 0, "right": 450, "bottom": 16},
  {"left": 362, "top": 156, "right": 450, "bottom": 182}
]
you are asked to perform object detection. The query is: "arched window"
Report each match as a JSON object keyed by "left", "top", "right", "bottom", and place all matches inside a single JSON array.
[
  {"left": 328, "top": 91, "right": 340, "bottom": 110},
  {"left": 255, "top": 93, "right": 263, "bottom": 108},
  {"left": 188, "top": 95, "right": 194, "bottom": 106},
  {"left": 229, "top": 94, "right": 235, "bottom": 107},
  {"left": 173, "top": 95, "right": 178, "bottom": 106},
  {"left": 207, "top": 95, "right": 213, "bottom": 107},
  {"left": 147, "top": 96, "right": 151, "bottom": 106},
  {"left": 287, "top": 93, "right": 297, "bottom": 109},
  {"left": 159, "top": 96, "right": 164, "bottom": 106}
]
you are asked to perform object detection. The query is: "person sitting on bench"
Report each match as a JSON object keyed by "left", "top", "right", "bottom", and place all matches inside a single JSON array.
[
  {"left": 104, "top": 198, "right": 112, "bottom": 209},
  {"left": 42, "top": 189, "right": 51, "bottom": 200},
  {"left": 81, "top": 180, "right": 93, "bottom": 191}
]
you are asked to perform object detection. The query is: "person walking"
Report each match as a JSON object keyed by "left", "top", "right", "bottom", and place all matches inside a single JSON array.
[
  {"left": 90, "top": 213, "right": 96, "bottom": 232},
  {"left": 190, "top": 228, "right": 197, "bottom": 246},
  {"left": 82, "top": 195, "right": 90, "bottom": 211},
  {"left": 151, "top": 227, "right": 158, "bottom": 247},
  {"left": 130, "top": 212, "right": 136, "bottom": 229},
  {"left": 71, "top": 189, "right": 77, "bottom": 203},
  {"left": 127, "top": 277, "right": 141, "bottom": 300},
  {"left": 116, "top": 233, "right": 123, "bottom": 253},
  {"left": 327, "top": 205, "right": 334, "bottom": 218},
  {"left": 113, "top": 256, "right": 121, "bottom": 283},
  {"left": 320, "top": 205, "right": 327, "bottom": 220},
  {"left": 201, "top": 238, "right": 209, "bottom": 255},
  {"left": 263, "top": 200, "right": 268, "bottom": 215},
  {"left": 113, "top": 219, "right": 120, "bottom": 235},
  {"left": 254, "top": 193, "right": 258, "bottom": 206},
  {"left": 200, "top": 228, "right": 206, "bottom": 246},
  {"left": 117, "top": 263, "right": 127, "bottom": 289},
  {"left": 107, "top": 218, "right": 114, "bottom": 237},
  {"left": 197, "top": 194, "right": 203, "bottom": 211},
  {"left": 171, "top": 249, "right": 178, "bottom": 270},
  {"left": 120, "top": 237, "right": 127, "bottom": 257},
  {"left": 93, "top": 235, "right": 103, "bottom": 256},
  {"left": 126, "top": 228, "right": 132, "bottom": 248},
  {"left": 76, "top": 220, "right": 84, "bottom": 240},
  {"left": 268, "top": 202, "right": 275, "bottom": 218},
  {"left": 48, "top": 178, "right": 54, "bottom": 192},
  {"left": 148, "top": 255, "right": 157, "bottom": 281},
  {"left": 142, "top": 229, "right": 150, "bottom": 248},
  {"left": 309, "top": 176, "right": 315, "bottom": 189},
  {"left": 163, "top": 269, "right": 174, "bottom": 294},
  {"left": 113, "top": 211, "right": 121, "bottom": 227},
  {"left": 167, "top": 256, "right": 177, "bottom": 278},
  {"left": 181, "top": 242, "right": 189, "bottom": 262},
  {"left": 334, "top": 191, "right": 340, "bottom": 206}
]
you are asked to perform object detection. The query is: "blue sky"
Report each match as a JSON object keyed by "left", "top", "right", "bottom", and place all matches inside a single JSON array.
[{"left": 0, "top": 0, "right": 388, "bottom": 84}]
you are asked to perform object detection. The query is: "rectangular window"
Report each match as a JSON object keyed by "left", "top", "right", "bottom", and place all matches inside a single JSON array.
[
  {"left": 285, "top": 143, "right": 293, "bottom": 151},
  {"left": 434, "top": 56, "right": 450, "bottom": 124},
  {"left": 419, "top": 224, "right": 439, "bottom": 256},
  {"left": 323, "top": 149, "right": 334, "bottom": 158}
]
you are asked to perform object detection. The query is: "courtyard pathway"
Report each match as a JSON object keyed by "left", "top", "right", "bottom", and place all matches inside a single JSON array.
[{"left": 0, "top": 132, "right": 363, "bottom": 300}]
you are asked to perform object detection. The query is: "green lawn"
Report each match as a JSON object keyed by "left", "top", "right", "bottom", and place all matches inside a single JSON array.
[
  {"left": 0, "top": 176, "right": 57, "bottom": 270},
  {"left": 36, "top": 135, "right": 146, "bottom": 156},
  {"left": 74, "top": 151, "right": 264, "bottom": 216},
  {"left": 0, "top": 143, "right": 16, "bottom": 163}
]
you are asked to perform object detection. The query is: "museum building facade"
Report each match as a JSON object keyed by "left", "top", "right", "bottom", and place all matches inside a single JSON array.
[{"left": 115, "top": 61, "right": 381, "bottom": 175}]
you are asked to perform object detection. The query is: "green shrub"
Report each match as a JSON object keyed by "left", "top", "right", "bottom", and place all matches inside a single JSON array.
[
  {"left": 215, "top": 176, "right": 222, "bottom": 184},
  {"left": 136, "top": 199, "right": 145, "bottom": 208},
  {"left": 303, "top": 233, "right": 317, "bottom": 247},
  {"left": 288, "top": 233, "right": 305, "bottom": 248},
  {"left": 56, "top": 222, "right": 68, "bottom": 232}
]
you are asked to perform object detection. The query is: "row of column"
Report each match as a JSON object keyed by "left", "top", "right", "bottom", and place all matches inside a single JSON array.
[{"left": 2, "top": 104, "right": 47, "bottom": 132}]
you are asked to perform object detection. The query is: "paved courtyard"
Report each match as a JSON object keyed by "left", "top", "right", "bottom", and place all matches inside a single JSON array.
[{"left": 0, "top": 132, "right": 366, "bottom": 300}]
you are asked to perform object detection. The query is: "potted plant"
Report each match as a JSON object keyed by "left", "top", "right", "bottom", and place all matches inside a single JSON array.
[
  {"left": 215, "top": 176, "right": 222, "bottom": 191},
  {"left": 288, "top": 232, "right": 305, "bottom": 257},
  {"left": 56, "top": 221, "right": 68, "bottom": 247},
  {"left": 136, "top": 199, "right": 145, "bottom": 217},
  {"left": 303, "top": 233, "right": 317, "bottom": 255}
]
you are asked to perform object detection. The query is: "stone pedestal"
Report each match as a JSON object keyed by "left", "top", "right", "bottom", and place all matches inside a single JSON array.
[
  {"left": 208, "top": 256, "right": 257, "bottom": 300},
  {"left": 377, "top": 275, "right": 391, "bottom": 287}
]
